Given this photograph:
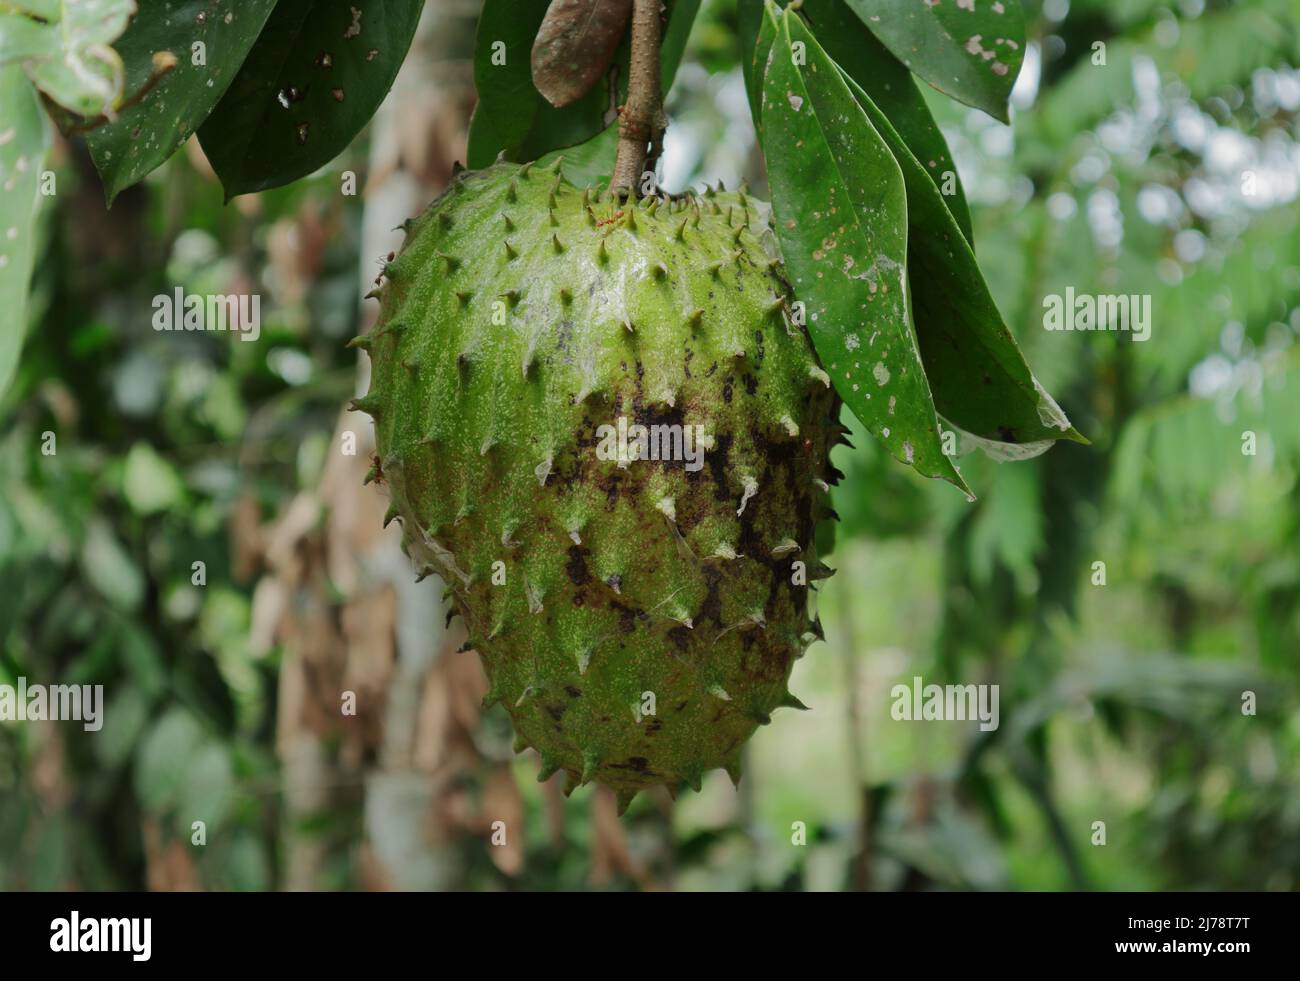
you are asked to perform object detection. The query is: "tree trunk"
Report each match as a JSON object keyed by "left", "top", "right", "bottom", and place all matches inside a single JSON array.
[{"left": 259, "top": 0, "right": 519, "bottom": 892}]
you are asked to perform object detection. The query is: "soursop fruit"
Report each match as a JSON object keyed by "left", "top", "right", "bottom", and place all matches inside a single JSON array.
[{"left": 352, "top": 159, "right": 841, "bottom": 812}]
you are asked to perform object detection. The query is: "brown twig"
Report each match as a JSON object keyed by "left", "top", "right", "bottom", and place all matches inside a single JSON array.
[{"left": 610, "top": 0, "right": 665, "bottom": 198}]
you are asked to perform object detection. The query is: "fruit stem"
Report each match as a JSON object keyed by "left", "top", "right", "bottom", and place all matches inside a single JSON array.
[{"left": 611, "top": 0, "right": 666, "bottom": 199}]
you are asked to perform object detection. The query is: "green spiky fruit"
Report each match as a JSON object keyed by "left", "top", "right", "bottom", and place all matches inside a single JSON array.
[{"left": 354, "top": 160, "right": 839, "bottom": 812}]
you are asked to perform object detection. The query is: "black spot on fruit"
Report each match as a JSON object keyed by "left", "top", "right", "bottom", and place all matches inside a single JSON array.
[{"left": 566, "top": 546, "right": 591, "bottom": 586}]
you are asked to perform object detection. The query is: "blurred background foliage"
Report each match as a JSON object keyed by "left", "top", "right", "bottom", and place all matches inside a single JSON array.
[{"left": 1, "top": 0, "right": 1298, "bottom": 891}]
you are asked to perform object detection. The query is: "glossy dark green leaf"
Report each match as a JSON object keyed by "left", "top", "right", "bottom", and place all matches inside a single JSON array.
[
  {"left": 740, "top": 0, "right": 780, "bottom": 131},
  {"left": 535, "top": 0, "right": 702, "bottom": 187},
  {"left": 836, "top": 68, "right": 1081, "bottom": 447},
  {"left": 844, "top": 0, "right": 1025, "bottom": 123},
  {"left": 86, "top": 0, "right": 280, "bottom": 204},
  {"left": 761, "top": 7, "right": 966, "bottom": 492},
  {"left": 0, "top": 64, "right": 49, "bottom": 401},
  {"left": 198, "top": 0, "right": 424, "bottom": 199},
  {"left": 797, "top": 0, "right": 971, "bottom": 244},
  {"left": 653, "top": 0, "right": 701, "bottom": 97},
  {"left": 471, "top": 0, "right": 700, "bottom": 175},
  {"left": 467, "top": 0, "right": 599, "bottom": 168},
  {"left": 536, "top": 125, "right": 617, "bottom": 189},
  {"left": 737, "top": 0, "right": 764, "bottom": 92}
]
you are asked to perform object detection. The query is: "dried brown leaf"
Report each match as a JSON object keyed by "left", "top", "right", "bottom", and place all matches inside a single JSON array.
[
  {"left": 482, "top": 766, "right": 525, "bottom": 876},
  {"left": 531, "top": 0, "right": 633, "bottom": 108},
  {"left": 590, "top": 785, "right": 644, "bottom": 887},
  {"left": 228, "top": 491, "right": 262, "bottom": 583},
  {"left": 249, "top": 575, "right": 288, "bottom": 657},
  {"left": 142, "top": 818, "right": 201, "bottom": 892}
]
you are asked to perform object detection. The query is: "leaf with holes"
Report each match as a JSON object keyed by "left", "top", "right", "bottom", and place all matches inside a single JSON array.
[
  {"left": 0, "top": 65, "right": 49, "bottom": 401},
  {"left": 85, "top": 0, "right": 280, "bottom": 205},
  {"left": 197, "top": 0, "right": 423, "bottom": 199},
  {"left": 0, "top": 0, "right": 133, "bottom": 116},
  {"left": 844, "top": 0, "right": 1025, "bottom": 123},
  {"left": 798, "top": 0, "right": 971, "bottom": 244},
  {"left": 836, "top": 67, "right": 1081, "bottom": 448},
  {"left": 761, "top": 7, "right": 966, "bottom": 492}
]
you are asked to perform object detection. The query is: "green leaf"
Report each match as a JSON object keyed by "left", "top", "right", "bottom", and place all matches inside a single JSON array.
[
  {"left": 1111, "top": 349, "right": 1300, "bottom": 510},
  {"left": 0, "top": 0, "right": 132, "bottom": 116},
  {"left": 466, "top": 0, "right": 593, "bottom": 168},
  {"left": 180, "top": 741, "right": 235, "bottom": 834},
  {"left": 29, "top": 815, "right": 70, "bottom": 890},
  {"left": 761, "top": 7, "right": 966, "bottom": 492},
  {"left": 220, "top": 831, "right": 272, "bottom": 890},
  {"left": 475, "top": 0, "right": 701, "bottom": 177},
  {"left": 967, "top": 461, "right": 1042, "bottom": 592},
  {"left": 0, "top": 64, "right": 49, "bottom": 402},
  {"left": 536, "top": 125, "right": 615, "bottom": 189},
  {"left": 117, "top": 619, "right": 167, "bottom": 698},
  {"left": 843, "top": 0, "right": 1025, "bottom": 124},
  {"left": 836, "top": 67, "right": 1081, "bottom": 447},
  {"left": 2, "top": 2, "right": 60, "bottom": 21},
  {"left": 1139, "top": 202, "right": 1300, "bottom": 392},
  {"left": 797, "top": 0, "right": 971, "bottom": 244},
  {"left": 123, "top": 441, "right": 184, "bottom": 514},
  {"left": 0, "top": 4, "right": 56, "bottom": 62},
  {"left": 1028, "top": 1, "right": 1295, "bottom": 151},
  {"left": 655, "top": 1, "right": 700, "bottom": 100},
  {"left": 737, "top": 0, "right": 764, "bottom": 115},
  {"left": 740, "top": 0, "right": 780, "bottom": 131},
  {"left": 80, "top": 517, "right": 144, "bottom": 610},
  {"left": 135, "top": 707, "right": 205, "bottom": 811},
  {"left": 95, "top": 686, "right": 152, "bottom": 769},
  {"left": 85, "top": 0, "right": 280, "bottom": 204},
  {"left": 535, "top": 0, "right": 702, "bottom": 186},
  {"left": 198, "top": 0, "right": 424, "bottom": 198}
]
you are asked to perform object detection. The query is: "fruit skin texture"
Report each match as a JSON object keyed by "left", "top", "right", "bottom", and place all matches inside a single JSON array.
[{"left": 354, "top": 160, "right": 839, "bottom": 812}]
